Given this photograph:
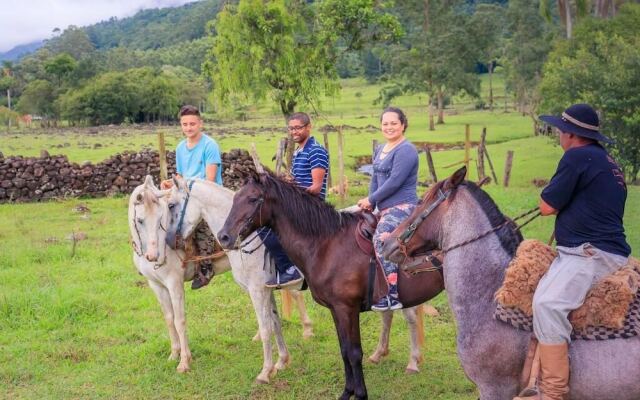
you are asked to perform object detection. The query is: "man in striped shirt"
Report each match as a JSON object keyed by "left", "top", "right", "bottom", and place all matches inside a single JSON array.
[{"left": 261, "top": 112, "right": 329, "bottom": 288}]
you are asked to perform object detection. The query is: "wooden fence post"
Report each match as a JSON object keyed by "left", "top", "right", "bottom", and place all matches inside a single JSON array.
[
  {"left": 484, "top": 146, "right": 498, "bottom": 184},
  {"left": 424, "top": 146, "right": 438, "bottom": 183},
  {"left": 337, "top": 127, "right": 346, "bottom": 202},
  {"left": 464, "top": 124, "right": 471, "bottom": 174},
  {"left": 323, "top": 132, "right": 332, "bottom": 188},
  {"left": 158, "top": 131, "right": 168, "bottom": 181},
  {"left": 275, "top": 138, "right": 286, "bottom": 175},
  {"left": 503, "top": 150, "right": 514, "bottom": 187},
  {"left": 477, "top": 127, "right": 486, "bottom": 180},
  {"left": 372, "top": 139, "right": 378, "bottom": 157}
]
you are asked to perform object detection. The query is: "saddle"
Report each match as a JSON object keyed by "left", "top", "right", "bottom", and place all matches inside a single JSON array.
[{"left": 495, "top": 239, "right": 640, "bottom": 340}]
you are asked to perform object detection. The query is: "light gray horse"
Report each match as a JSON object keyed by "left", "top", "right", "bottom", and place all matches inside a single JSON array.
[
  {"left": 130, "top": 176, "right": 306, "bottom": 383},
  {"left": 383, "top": 167, "right": 640, "bottom": 400}
]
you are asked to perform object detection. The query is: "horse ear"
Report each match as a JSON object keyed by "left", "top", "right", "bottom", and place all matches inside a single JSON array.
[
  {"left": 445, "top": 166, "right": 467, "bottom": 190},
  {"left": 144, "top": 175, "right": 154, "bottom": 187}
]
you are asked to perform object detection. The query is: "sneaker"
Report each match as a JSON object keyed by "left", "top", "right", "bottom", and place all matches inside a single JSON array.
[
  {"left": 191, "top": 264, "right": 214, "bottom": 290},
  {"left": 371, "top": 296, "right": 403, "bottom": 312},
  {"left": 265, "top": 267, "right": 303, "bottom": 289}
]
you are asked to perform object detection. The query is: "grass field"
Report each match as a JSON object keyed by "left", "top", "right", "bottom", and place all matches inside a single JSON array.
[{"left": 1, "top": 73, "right": 639, "bottom": 399}]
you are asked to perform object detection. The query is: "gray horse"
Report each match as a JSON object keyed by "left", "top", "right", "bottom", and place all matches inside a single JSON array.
[{"left": 383, "top": 166, "right": 640, "bottom": 400}]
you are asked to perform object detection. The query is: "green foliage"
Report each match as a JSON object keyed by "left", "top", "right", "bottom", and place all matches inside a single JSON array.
[
  {"left": 539, "top": 4, "right": 640, "bottom": 181},
  {"left": 206, "top": 0, "right": 401, "bottom": 117},
  {"left": 503, "top": 0, "right": 556, "bottom": 112},
  {"left": 85, "top": 0, "right": 224, "bottom": 51},
  {"left": 44, "top": 53, "right": 77, "bottom": 83},
  {"left": 16, "top": 80, "right": 56, "bottom": 118},
  {"left": 44, "top": 26, "right": 95, "bottom": 59}
]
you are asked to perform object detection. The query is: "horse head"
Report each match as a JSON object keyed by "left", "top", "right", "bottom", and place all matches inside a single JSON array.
[
  {"left": 164, "top": 175, "right": 203, "bottom": 250},
  {"left": 217, "top": 171, "right": 273, "bottom": 249},
  {"left": 129, "top": 175, "right": 170, "bottom": 264},
  {"left": 382, "top": 166, "right": 467, "bottom": 264}
]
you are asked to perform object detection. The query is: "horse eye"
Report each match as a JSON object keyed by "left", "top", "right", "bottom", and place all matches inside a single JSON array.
[
  {"left": 248, "top": 197, "right": 258, "bottom": 203},
  {"left": 137, "top": 218, "right": 144, "bottom": 224},
  {"left": 168, "top": 203, "right": 175, "bottom": 210}
]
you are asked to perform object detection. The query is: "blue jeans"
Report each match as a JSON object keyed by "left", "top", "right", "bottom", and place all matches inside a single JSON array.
[{"left": 258, "top": 227, "right": 294, "bottom": 275}]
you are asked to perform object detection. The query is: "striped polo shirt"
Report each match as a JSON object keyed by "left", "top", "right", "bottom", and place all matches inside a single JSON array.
[{"left": 292, "top": 136, "right": 329, "bottom": 199}]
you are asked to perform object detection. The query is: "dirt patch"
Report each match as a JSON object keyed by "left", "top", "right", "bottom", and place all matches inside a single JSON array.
[{"left": 532, "top": 178, "right": 549, "bottom": 188}]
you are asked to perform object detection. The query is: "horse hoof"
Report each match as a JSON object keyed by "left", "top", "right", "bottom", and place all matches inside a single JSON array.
[
  {"left": 275, "top": 355, "right": 290, "bottom": 370},
  {"left": 303, "top": 331, "right": 314, "bottom": 340},
  {"left": 177, "top": 365, "right": 190, "bottom": 373},
  {"left": 255, "top": 377, "right": 269, "bottom": 385},
  {"left": 405, "top": 367, "right": 419, "bottom": 375},
  {"left": 368, "top": 356, "right": 380, "bottom": 364}
]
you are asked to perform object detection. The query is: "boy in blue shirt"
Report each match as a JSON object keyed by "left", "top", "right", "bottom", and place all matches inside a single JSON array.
[{"left": 161, "top": 105, "right": 222, "bottom": 289}]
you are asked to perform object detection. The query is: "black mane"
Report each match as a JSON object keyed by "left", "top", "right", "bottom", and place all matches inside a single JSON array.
[
  {"left": 462, "top": 181, "right": 523, "bottom": 257},
  {"left": 261, "top": 173, "right": 360, "bottom": 238}
]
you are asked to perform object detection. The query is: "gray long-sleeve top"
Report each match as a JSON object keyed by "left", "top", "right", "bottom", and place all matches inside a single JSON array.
[{"left": 368, "top": 140, "right": 419, "bottom": 210}]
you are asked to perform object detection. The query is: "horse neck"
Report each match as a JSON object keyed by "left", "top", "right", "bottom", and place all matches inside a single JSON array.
[
  {"left": 440, "top": 190, "right": 513, "bottom": 323},
  {"left": 192, "top": 182, "right": 234, "bottom": 233}
]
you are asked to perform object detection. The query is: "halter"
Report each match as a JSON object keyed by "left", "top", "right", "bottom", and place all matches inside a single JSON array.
[
  {"left": 397, "top": 188, "right": 451, "bottom": 245},
  {"left": 235, "top": 196, "right": 264, "bottom": 248},
  {"left": 131, "top": 192, "right": 169, "bottom": 269}
]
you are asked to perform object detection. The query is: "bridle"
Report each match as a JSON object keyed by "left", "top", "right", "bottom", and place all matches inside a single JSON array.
[
  {"left": 131, "top": 191, "right": 169, "bottom": 269},
  {"left": 234, "top": 195, "right": 265, "bottom": 249},
  {"left": 396, "top": 187, "right": 451, "bottom": 246}
]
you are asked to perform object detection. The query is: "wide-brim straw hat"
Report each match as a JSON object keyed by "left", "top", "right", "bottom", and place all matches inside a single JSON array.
[{"left": 539, "top": 103, "right": 613, "bottom": 144}]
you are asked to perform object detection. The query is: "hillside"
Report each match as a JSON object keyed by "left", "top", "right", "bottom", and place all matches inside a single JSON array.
[{"left": 84, "top": 0, "right": 224, "bottom": 50}]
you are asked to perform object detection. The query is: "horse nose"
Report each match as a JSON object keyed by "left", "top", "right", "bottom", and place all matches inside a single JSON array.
[{"left": 218, "top": 232, "right": 232, "bottom": 248}]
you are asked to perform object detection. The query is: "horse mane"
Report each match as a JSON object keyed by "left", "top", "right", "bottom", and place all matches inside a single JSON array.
[
  {"left": 261, "top": 173, "right": 359, "bottom": 237},
  {"left": 424, "top": 179, "right": 522, "bottom": 257},
  {"left": 192, "top": 178, "right": 235, "bottom": 196}
]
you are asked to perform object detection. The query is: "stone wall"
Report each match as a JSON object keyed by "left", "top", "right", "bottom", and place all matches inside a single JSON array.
[{"left": 0, "top": 148, "right": 257, "bottom": 202}]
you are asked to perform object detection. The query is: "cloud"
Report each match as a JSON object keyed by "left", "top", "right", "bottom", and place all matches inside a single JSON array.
[{"left": 0, "top": 0, "right": 199, "bottom": 52}]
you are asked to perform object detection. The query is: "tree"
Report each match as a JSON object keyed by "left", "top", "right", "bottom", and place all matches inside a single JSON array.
[
  {"left": 376, "top": 0, "right": 481, "bottom": 128},
  {"left": 539, "top": 4, "right": 640, "bottom": 182},
  {"left": 469, "top": 3, "right": 507, "bottom": 111},
  {"left": 16, "top": 79, "right": 56, "bottom": 119},
  {"left": 45, "top": 26, "right": 95, "bottom": 59},
  {"left": 503, "top": 0, "right": 555, "bottom": 121},
  {"left": 205, "top": 0, "right": 401, "bottom": 118},
  {"left": 44, "top": 53, "right": 77, "bottom": 86}
]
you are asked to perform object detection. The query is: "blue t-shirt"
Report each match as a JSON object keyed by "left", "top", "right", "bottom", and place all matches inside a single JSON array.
[
  {"left": 541, "top": 143, "right": 630, "bottom": 257},
  {"left": 368, "top": 140, "right": 419, "bottom": 210},
  {"left": 291, "top": 136, "right": 329, "bottom": 199},
  {"left": 175, "top": 134, "right": 223, "bottom": 184}
]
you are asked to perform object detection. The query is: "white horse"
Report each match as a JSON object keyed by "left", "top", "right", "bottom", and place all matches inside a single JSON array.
[
  {"left": 165, "top": 176, "right": 427, "bottom": 374},
  {"left": 129, "top": 176, "right": 311, "bottom": 383}
]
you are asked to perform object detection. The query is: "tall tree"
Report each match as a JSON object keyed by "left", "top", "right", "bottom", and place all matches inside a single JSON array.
[
  {"left": 539, "top": 3, "right": 640, "bottom": 182},
  {"left": 205, "top": 0, "right": 401, "bottom": 119},
  {"left": 470, "top": 3, "right": 507, "bottom": 111}
]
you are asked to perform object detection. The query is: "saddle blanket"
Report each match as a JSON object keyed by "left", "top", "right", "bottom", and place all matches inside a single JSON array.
[{"left": 494, "top": 239, "right": 640, "bottom": 340}]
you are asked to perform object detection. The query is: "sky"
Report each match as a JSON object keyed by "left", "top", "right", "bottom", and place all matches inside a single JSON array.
[{"left": 0, "top": 0, "right": 200, "bottom": 52}]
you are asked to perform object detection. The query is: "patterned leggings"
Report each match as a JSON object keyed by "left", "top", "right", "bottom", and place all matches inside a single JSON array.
[{"left": 373, "top": 203, "right": 416, "bottom": 300}]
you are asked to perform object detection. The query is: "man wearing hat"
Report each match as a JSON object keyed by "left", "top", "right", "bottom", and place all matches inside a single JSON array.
[{"left": 515, "top": 104, "right": 631, "bottom": 400}]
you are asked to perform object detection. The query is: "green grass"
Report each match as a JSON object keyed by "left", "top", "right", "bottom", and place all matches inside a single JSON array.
[{"left": 1, "top": 74, "right": 639, "bottom": 399}]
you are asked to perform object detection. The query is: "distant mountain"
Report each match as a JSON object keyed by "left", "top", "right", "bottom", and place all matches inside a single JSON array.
[{"left": 0, "top": 40, "right": 44, "bottom": 62}]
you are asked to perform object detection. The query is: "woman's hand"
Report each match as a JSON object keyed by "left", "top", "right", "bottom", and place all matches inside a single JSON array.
[
  {"left": 357, "top": 197, "right": 373, "bottom": 211},
  {"left": 160, "top": 179, "right": 173, "bottom": 189}
]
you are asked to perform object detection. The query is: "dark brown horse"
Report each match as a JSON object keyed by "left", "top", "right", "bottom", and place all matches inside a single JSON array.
[{"left": 217, "top": 172, "right": 444, "bottom": 400}]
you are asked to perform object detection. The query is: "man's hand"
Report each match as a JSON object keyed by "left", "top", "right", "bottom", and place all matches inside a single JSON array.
[
  {"left": 160, "top": 179, "right": 174, "bottom": 190},
  {"left": 357, "top": 197, "right": 373, "bottom": 211},
  {"left": 306, "top": 185, "right": 322, "bottom": 195}
]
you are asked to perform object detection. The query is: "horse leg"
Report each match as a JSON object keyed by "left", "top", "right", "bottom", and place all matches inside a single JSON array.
[
  {"left": 166, "top": 279, "right": 191, "bottom": 373},
  {"left": 368, "top": 310, "right": 392, "bottom": 364},
  {"left": 290, "top": 290, "right": 314, "bottom": 339},
  {"left": 246, "top": 286, "right": 280, "bottom": 384},
  {"left": 148, "top": 280, "right": 182, "bottom": 363},
  {"left": 331, "top": 306, "right": 367, "bottom": 400},
  {"left": 401, "top": 306, "right": 423, "bottom": 374},
  {"left": 268, "top": 291, "right": 291, "bottom": 371}
]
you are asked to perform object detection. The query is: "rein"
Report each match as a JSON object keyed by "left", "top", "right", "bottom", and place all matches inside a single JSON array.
[
  {"left": 396, "top": 183, "right": 541, "bottom": 259},
  {"left": 175, "top": 180, "right": 196, "bottom": 241}
]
